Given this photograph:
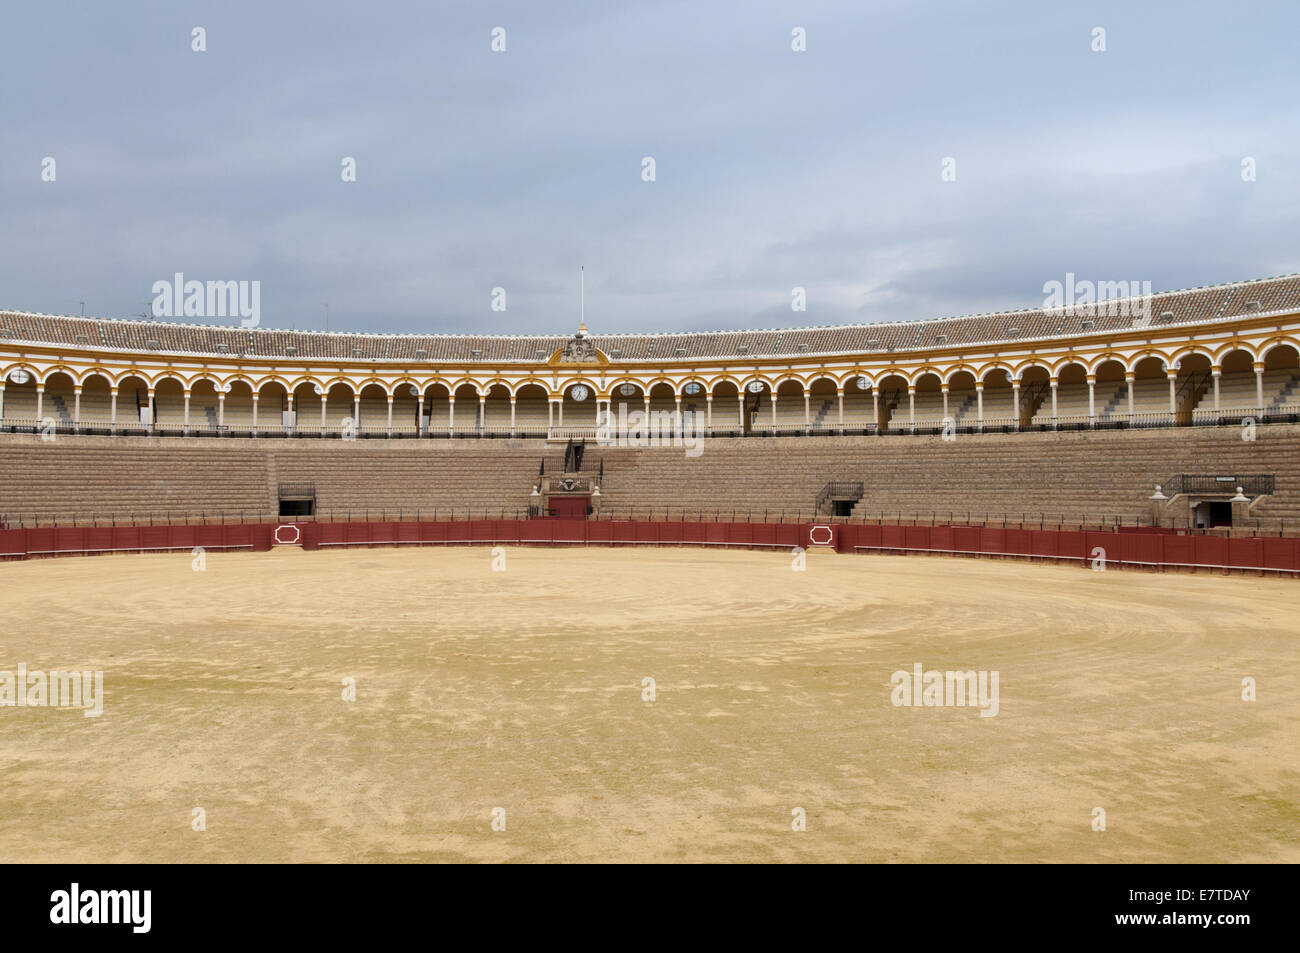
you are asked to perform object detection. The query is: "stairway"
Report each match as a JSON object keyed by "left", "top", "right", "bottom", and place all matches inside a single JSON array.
[
  {"left": 50, "top": 394, "right": 73, "bottom": 426},
  {"left": 1098, "top": 383, "right": 1127, "bottom": 421},
  {"left": 1269, "top": 374, "right": 1300, "bottom": 412}
]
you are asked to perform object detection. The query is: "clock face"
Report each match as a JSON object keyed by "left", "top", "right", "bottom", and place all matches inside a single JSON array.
[
  {"left": 7, "top": 369, "right": 31, "bottom": 384},
  {"left": 619, "top": 383, "right": 637, "bottom": 396},
  {"left": 747, "top": 381, "right": 765, "bottom": 393},
  {"left": 570, "top": 384, "right": 590, "bottom": 402},
  {"left": 684, "top": 382, "right": 701, "bottom": 395},
  {"left": 855, "top": 376, "right": 869, "bottom": 390}
]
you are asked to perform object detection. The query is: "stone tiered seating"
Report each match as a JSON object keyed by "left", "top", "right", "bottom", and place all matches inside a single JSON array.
[
  {"left": 3, "top": 426, "right": 1299, "bottom": 530},
  {"left": 591, "top": 426, "right": 1300, "bottom": 527},
  {"left": 0, "top": 435, "right": 552, "bottom": 523}
]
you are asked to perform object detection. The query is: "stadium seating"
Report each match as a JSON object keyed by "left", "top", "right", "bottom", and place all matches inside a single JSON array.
[{"left": 4, "top": 426, "right": 1299, "bottom": 531}]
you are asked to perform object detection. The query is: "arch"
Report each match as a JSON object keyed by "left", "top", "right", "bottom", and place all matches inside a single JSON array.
[
  {"left": 1011, "top": 359, "right": 1053, "bottom": 381},
  {"left": 1086, "top": 353, "right": 1127, "bottom": 375},
  {"left": 875, "top": 372, "right": 908, "bottom": 432},
  {"left": 609, "top": 379, "right": 647, "bottom": 402},
  {"left": 771, "top": 372, "right": 809, "bottom": 390},
  {"left": 560, "top": 379, "right": 597, "bottom": 430},
  {"left": 442, "top": 377, "right": 480, "bottom": 398},
  {"left": 0, "top": 366, "right": 38, "bottom": 427},
  {"left": 512, "top": 382, "right": 548, "bottom": 436},
  {"left": 1167, "top": 345, "right": 1216, "bottom": 369},
  {"left": 37, "top": 364, "right": 78, "bottom": 387},
  {"left": 447, "top": 382, "right": 481, "bottom": 434},
  {"left": 1262, "top": 341, "right": 1300, "bottom": 369},
  {"left": 1214, "top": 342, "right": 1259, "bottom": 366},
  {"left": 152, "top": 377, "right": 187, "bottom": 432},
  {"left": 509, "top": 376, "right": 550, "bottom": 398},
  {"left": 481, "top": 382, "right": 513, "bottom": 435},
  {"left": 940, "top": 364, "right": 976, "bottom": 386},
  {"left": 1129, "top": 349, "right": 1173, "bottom": 374},
  {"left": 221, "top": 379, "right": 256, "bottom": 433},
  {"left": 675, "top": 376, "right": 710, "bottom": 397},
  {"left": 556, "top": 375, "right": 600, "bottom": 396}
]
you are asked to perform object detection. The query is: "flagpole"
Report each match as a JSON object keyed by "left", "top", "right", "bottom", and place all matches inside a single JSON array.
[{"left": 580, "top": 265, "right": 584, "bottom": 326}]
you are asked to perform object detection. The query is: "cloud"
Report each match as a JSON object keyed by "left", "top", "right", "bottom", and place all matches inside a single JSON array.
[{"left": 1, "top": 0, "right": 1297, "bottom": 334}]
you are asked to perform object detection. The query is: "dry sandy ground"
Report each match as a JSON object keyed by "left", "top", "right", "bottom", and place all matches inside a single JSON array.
[{"left": 0, "top": 545, "right": 1297, "bottom": 863}]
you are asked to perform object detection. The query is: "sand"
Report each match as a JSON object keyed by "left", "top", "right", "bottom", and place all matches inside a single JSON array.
[{"left": 0, "top": 544, "right": 1297, "bottom": 863}]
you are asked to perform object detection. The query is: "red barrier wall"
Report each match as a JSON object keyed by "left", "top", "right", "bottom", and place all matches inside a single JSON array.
[{"left": 2, "top": 519, "right": 1297, "bottom": 576}]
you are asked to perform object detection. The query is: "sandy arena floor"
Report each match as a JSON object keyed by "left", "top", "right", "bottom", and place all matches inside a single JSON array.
[{"left": 0, "top": 545, "right": 1297, "bottom": 863}]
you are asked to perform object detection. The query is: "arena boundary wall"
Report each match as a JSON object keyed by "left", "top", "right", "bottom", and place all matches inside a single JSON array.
[{"left": 2, "top": 518, "right": 1298, "bottom": 575}]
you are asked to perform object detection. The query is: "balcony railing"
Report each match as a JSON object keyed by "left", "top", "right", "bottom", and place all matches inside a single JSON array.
[{"left": 2, "top": 405, "right": 1299, "bottom": 440}]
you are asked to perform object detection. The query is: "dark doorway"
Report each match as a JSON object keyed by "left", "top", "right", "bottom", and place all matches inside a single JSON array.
[
  {"left": 1208, "top": 501, "right": 1232, "bottom": 527},
  {"left": 279, "top": 498, "right": 314, "bottom": 517},
  {"left": 832, "top": 499, "right": 854, "bottom": 517}
]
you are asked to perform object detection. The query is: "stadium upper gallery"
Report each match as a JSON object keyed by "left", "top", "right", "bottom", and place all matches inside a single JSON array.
[{"left": 1, "top": 273, "right": 1299, "bottom": 559}]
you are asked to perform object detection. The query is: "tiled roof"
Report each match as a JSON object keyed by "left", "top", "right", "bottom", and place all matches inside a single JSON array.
[{"left": 3, "top": 274, "right": 1299, "bottom": 363}]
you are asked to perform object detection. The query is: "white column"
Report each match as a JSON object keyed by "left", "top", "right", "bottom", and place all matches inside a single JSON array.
[
  {"left": 1126, "top": 374, "right": 1135, "bottom": 420},
  {"left": 386, "top": 396, "right": 394, "bottom": 437},
  {"left": 1011, "top": 380, "right": 1020, "bottom": 429},
  {"left": 353, "top": 395, "right": 360, "bottom": 430},
  {"left": 449, "top": 397, "right": 456, "bottom": 432},
  {"left": 509, "top": 398, "right": 516, "bottom": 435},
  {"left": 872, "top": 390, "right": 879, "bottom": 430},
  {"left": 1086, "top": 376, "right": 1095, "bottom": 427},
  {"left": 478, "top": 395, "right": 486, "bottom": 431},
  {"left": 73, "top": 386, "right": 82, "bottom": 427},
  {"left": 706, "top": 396, "right": 713, "bottom": 432},
  {"left": 1050, "top": 379, "right": 1058, "bottom": 428},
  {"left": 941, "top": 385, "right": 949, "bottom": 420},
  {"left": 146, "top": 387, "right": 155, "bottom": 432},
  {"left": 35, "top": 385, "right": 43, "bottom": 423},
  {"left": 907, "top": 386, "right": 915, "bottom": 432},
  {"left": 286, "top": 392, "right": 295, "bottom": 432},
  {"left": 1167, "top": 372, "right": 1177, "bottom": 420},
  {"left": 737, "top": 394, "right": 744, "bottom": 430},
  {"left": 218, "top": 392, "right": 225, "bottom": 427},
  {"left": 769, "top": 392, "right": 777, "bottom": 430},
  {"left": 251, "top": 394, "right": 258, "bottom": 436},
  {"left": 675, "top": 396, "right": 682, "bottom": 434},
  {"left": 320, "top": 393, "right": 328, "bottom": 435},
  {"left": 975, "top": 383, "right": 984, "bottom": 431},
  {"left": 1212, "top": 369, "right": 1221, "bottom": 412},
  {"left": 110, "top": 387, "right": 118, "bottom": 433},
  {"left": 1255, "top": 363, "right": 1265, "bottom": 412},
  {"left": 0, "top": 383, "right": 5, "bottom": 422},
  {"left": 837, "top": 390, "right": 844, "bottom": 432}
]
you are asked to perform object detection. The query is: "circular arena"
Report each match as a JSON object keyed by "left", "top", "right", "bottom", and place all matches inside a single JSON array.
[
  {"left": 2, "top": 278, "right": 1299, "bottom": 864},
  {"left": 2, "top": 545, "right": 1297, "bottom": 864}
]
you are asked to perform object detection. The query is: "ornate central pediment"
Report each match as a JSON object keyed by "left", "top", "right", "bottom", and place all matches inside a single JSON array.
[{"left": 547, "top": 323, "right": 609, "bottom": 366}]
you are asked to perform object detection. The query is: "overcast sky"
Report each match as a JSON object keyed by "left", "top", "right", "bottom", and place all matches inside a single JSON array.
[{"left": 2, "top": 0, "right": 1298, "bottom": 335}]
